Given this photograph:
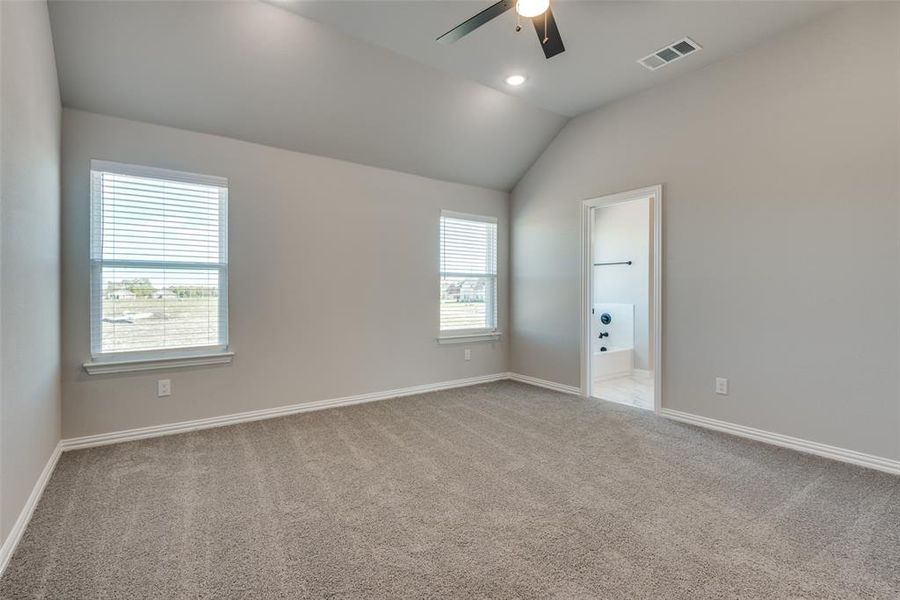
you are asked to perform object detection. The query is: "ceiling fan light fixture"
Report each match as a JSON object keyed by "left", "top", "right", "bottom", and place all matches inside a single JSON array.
[
  {"left": 436, "top": 0, "right": 564, "bottom": 60},
  {"left": 515, "top": 0, "right": 549, "bottom": 19}
]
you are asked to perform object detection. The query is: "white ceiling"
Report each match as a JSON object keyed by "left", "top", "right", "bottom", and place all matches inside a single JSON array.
[
  {"left": 48, "top": 1, "right": 842, "bottom": 191},
  {"left": 48, "top": 0, "right": 567, "bottom": 191},
  {"left": 281, "top": 0, "right": 841, "bottom": 117}
]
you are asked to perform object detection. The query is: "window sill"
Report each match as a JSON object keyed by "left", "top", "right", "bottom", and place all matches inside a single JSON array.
[
  {"left": 83, "top": 351, "right": 234, "bottom": 375},
  {"left": 436, "top": 332, "right": 502, "bottom": 344}
]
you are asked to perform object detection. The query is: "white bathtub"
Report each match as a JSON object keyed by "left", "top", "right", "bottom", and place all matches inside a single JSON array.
[{"left": 592, "top": 346, "right": 633, "bottom": 381}]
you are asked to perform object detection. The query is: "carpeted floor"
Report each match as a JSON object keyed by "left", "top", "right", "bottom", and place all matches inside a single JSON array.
[{"left": 2, "top": 381, "right": 898, "bottom": 599}]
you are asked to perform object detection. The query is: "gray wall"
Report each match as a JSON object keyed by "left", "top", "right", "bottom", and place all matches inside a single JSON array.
[
  {"left": 0, "top": 0, "right": 62, "bottom": 542},
  {"left": 511, "top": 3, "right": 900, "bottom": 460},
  {"left": 61, "top": 110, "right": 508, "bottom": 439}
]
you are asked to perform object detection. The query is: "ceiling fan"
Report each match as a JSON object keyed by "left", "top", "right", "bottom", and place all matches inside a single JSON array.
[{"left": 436, "top": 0, "right": 565, "bottom": 60}]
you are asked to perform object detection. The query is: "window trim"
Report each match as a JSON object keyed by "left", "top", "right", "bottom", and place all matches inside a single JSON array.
[
  {"left": 438, "top": 210, "right": 499, "bottom": 342},
  {"left": 83, "top": 350, "right": 235, "bottom": 375},
  {"left": 85, "top": 160, "right": 232, "bottom": 373},
  {"left": 435, "top": 332, "right": 502, "bottom": 344}
]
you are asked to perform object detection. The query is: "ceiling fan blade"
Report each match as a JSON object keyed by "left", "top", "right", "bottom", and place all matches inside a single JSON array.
[
  {"left": 437, "top": 0, "right": 515, "bottom": 44},
  {"left": 533, "top": 6, "right": 565, "bottom": 59}
]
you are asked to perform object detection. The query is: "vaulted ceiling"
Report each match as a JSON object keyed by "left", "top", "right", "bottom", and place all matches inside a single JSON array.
[
  {"left": 48, "top": 1, "right": 841, "bottom": 191},
  {"left": 48, "top": 0, "right": 566, "bottom": 191},
  {"left": 285, "top": 1, "right": 838, "bottom": 117}
]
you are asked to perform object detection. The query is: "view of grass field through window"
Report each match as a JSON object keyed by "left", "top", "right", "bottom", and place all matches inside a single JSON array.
[
  {"left": 91, "top": 165, "right": 227, "bottom": 355},
  {"left": 99, "top": 268, "right": 222, "bottom": 353}
]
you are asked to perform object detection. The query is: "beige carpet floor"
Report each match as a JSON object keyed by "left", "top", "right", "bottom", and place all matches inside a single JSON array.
[{"left": 1, "top": 381, "right": 898, "bottom": 599}]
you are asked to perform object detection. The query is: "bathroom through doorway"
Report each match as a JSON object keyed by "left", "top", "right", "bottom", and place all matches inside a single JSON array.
[{"left": 581, "top": 186, "right": 662, "bottom": 411}]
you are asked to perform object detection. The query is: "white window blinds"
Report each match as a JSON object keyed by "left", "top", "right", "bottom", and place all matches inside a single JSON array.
[
  {"left": 439, "top": 211, "right": 498, "bottom": 332},
  {"left": 90, "top": 161, "right": 229, "bottom": 358}
]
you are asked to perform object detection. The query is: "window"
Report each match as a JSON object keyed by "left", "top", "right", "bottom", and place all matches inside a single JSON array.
[
  {"left": 87, "top": 161, "right": 229, "bottom": 369},
  {"left": 439, "top": 211, "right": 498, "bottom": 339}
]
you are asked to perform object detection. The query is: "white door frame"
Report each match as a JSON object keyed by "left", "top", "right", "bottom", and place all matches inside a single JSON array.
[{"left": 581, "top": 185, "right": 662, "bottom": 413}]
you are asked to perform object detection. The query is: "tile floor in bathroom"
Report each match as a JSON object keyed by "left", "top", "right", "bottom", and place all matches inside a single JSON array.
[{"left": 593, "top": 372, "right": 654, "bottom": 410}]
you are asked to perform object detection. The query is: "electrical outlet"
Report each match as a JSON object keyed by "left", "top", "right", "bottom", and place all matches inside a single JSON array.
[
  {"left": 715, "top": 377, "right": 728, "bottom": 395},
  {"left": 464, "top": 348, "right": 471, "bottom": 361},
  {"left": 158, "top": 379, "right": 171, "bottom": 397}
]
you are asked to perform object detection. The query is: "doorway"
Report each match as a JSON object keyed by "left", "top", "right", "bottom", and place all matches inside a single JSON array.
[{"left": 581, "top": 186, "right": 661, "bottom": 412}]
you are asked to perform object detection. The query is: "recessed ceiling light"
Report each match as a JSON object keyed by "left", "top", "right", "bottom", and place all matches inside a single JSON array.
[{"left": 505, "top": 74, "right": 527, "bottom": 86}]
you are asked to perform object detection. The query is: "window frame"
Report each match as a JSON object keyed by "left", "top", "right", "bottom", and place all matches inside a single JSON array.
[
  {"left": 437, "top": 210, "right": 501, "bottom": 343},
  {"left": 85, "top": 160, "right": 232, "bottom": 373}
]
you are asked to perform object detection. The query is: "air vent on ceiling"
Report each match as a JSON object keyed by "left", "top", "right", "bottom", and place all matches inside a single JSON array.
[{"left": 638, "top": 37, "right": 702, "bottom": 71}]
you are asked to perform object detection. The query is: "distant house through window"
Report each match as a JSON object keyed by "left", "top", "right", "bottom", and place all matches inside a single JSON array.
[
  {"left": 89, "top": 160, "right": 229, "bottom": 361},
  {"left": 439, "top": 211, "right": 498, "bottom": 336}
]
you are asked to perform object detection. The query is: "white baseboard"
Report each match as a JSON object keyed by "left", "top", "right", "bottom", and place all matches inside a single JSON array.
[
  {"left": 4, "top": 374, "right": 508, "bottom": 574},
  {"left": 507, "top": 372, "right": 581, "bottom": 396},
  {"left": 8, "top": 381, "right": 896, "bottom": 581},
  {"left": 0, "top": 442, "right": 62, "bottom": 578},
  {"left": 61, "top": 373, "right": 509, "bottom": 451},
  {"left": 660, "top": 408, "right": 900, "bottom": 476}
]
